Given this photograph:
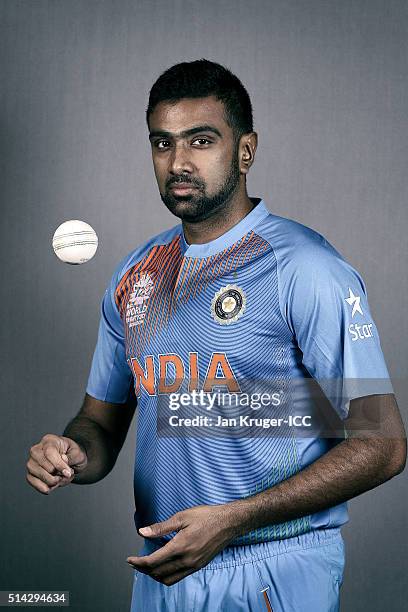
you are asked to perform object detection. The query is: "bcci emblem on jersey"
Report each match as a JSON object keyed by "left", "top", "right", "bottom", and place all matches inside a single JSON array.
[{"left": 211, "top": 284, "right": 246, "bottom": 325}]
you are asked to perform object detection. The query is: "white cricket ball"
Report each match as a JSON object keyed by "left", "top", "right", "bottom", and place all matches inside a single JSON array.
[{"left": 52, "top": 220, "right": 98, "bottom": 264}]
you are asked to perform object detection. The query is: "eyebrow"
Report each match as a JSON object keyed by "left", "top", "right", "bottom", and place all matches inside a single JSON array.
[{"left": 149, "top": 125, "right": 223, "bottom": 141}]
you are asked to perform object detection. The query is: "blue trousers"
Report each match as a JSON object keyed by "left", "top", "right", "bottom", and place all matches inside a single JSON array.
[{"left": 131, "top": 528, "right": 345, "bottom": 611}]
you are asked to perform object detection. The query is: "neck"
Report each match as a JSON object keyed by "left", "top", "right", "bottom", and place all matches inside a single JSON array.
[{"left": 182, "top": 191, "right": 255, "bottom": 246}]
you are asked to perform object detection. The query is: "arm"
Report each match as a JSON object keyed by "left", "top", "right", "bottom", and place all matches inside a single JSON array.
[
  {"left": 127, "top": 393, "right": 406, "bottom": 585},
  {"left": 63, "top": 391, "right": 137, "bottom": 484},
  {"left": 27, "top": 257, "right": 135, "bottom": 493},
  {"left": 26, "top": 391, "right": 136, "bottom": 494},
  {"left": 224, "top": 392, "right": 406, "bottom": 534}
]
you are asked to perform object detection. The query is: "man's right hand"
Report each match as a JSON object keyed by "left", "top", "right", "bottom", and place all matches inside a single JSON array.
[{"left": 26, "top": 434, "right": 88, "bottom": 495}]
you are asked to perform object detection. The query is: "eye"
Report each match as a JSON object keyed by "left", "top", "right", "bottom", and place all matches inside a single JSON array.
[
  {"left": 192, "top": 138, "right": 212, "bottom": 146},
  {"left": 155, "top": 140, "right": 171, "bottom": 149}
]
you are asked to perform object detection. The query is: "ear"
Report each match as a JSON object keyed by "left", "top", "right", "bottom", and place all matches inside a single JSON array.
[{"left": 239, "top": 132, "right": 258, "bottom": 174}]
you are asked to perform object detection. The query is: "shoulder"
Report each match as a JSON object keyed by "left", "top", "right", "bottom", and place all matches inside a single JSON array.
[
  {"left": 256, "top": 211, "right": 334, "bottom": 260},
  {"left": 255, "top": 211, "right": 361, "bottom": 285},
  {"left": 110, "top": 223, "right": 183, "bottom": 288}
]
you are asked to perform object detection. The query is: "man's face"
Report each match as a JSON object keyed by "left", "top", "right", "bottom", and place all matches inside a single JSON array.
[{"left": 148, "top": 96, "right": 241, "bottom": 223}]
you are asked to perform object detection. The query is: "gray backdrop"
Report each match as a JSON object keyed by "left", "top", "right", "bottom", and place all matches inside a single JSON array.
[{"left": 1, "top": 1, "right": 407, "bottom": 610}]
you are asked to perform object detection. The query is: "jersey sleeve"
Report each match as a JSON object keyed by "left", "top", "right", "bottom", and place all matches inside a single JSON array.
[
  {"left": 279, "top": 241, "right": 393, "bottom": 419},
  {"left": 86, "top": 260, "right": 133, "bottom": 403}
]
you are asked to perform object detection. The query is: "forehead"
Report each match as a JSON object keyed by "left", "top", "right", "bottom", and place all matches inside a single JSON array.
[{"left": 148, "top": 96, "right": 230, "bottom": 133}]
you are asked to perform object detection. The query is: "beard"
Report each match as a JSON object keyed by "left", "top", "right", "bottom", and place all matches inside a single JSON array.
[{"left": 160, "top": 153, "right": 241, "bottom": 223}]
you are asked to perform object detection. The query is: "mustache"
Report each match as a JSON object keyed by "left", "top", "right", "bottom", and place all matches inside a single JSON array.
[{"left": 166, "top": 176, "right": 203, "bottom": 189}]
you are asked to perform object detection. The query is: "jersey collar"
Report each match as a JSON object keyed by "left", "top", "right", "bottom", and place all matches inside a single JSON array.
[{"left": 180, "top": 198, "right": 269, "bottom": 258}]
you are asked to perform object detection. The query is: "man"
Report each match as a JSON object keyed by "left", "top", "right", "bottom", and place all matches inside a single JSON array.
[{"left": 26, "top": 59, "right": 406, "bottom": 611}]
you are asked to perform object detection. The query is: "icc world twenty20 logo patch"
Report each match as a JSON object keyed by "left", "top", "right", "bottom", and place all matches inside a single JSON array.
[{"left": 125, "top": 272, "right": 154, "bottom": 328}]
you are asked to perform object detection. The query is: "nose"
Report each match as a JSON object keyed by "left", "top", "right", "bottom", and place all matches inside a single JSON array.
[{"left": 169, "top": 142, "right": 194, "bottom": 176}]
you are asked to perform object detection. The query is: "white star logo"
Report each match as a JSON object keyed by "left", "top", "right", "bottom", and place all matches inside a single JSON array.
[{"left": 345, "top": 288, "right": 363, "bottom": 318}]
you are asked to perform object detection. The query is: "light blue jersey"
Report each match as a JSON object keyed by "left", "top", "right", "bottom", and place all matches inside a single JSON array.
[{"left": 86, "top": 198, "right": 392, "bottom": 544}]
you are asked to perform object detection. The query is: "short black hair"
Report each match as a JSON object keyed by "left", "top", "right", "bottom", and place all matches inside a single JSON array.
[{"left": 146, "top": 59, "right": 254, "bottom": 142}]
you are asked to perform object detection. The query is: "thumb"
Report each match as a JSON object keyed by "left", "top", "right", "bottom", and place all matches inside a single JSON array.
[
  {"left": 62, "top": 437, "right": 88, "bottom": 471},
  {"left": 139, "top": 514, "right": 183, "bottom": 538}
]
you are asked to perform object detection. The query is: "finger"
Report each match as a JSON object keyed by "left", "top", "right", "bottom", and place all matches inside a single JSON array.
[
  {"left": 138, "top": 514, "right": 183, "bottom": 539},
  {"left": 161, "top": 569, "right": 195, "bottom": 587},
  {"left": 26, "top": 472, "right": 51, "bottom": 495},
  {"left": 127, "top": 542, "right": 179, "bottom": 570},
  {"left": 26, "top": 459, "right": 63, "bottom": 487},
  {"left": 42, "top": 444, "right": 72, "bottom": 477},
  {"left": 57, "top": 474, "right": 75, "bottom": 487},
  {"left": 138, "top": 559, "right": 188, "bottom": 581},
  {"left": 30, "top": 447, "right": 59, "bottom": 474}
]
